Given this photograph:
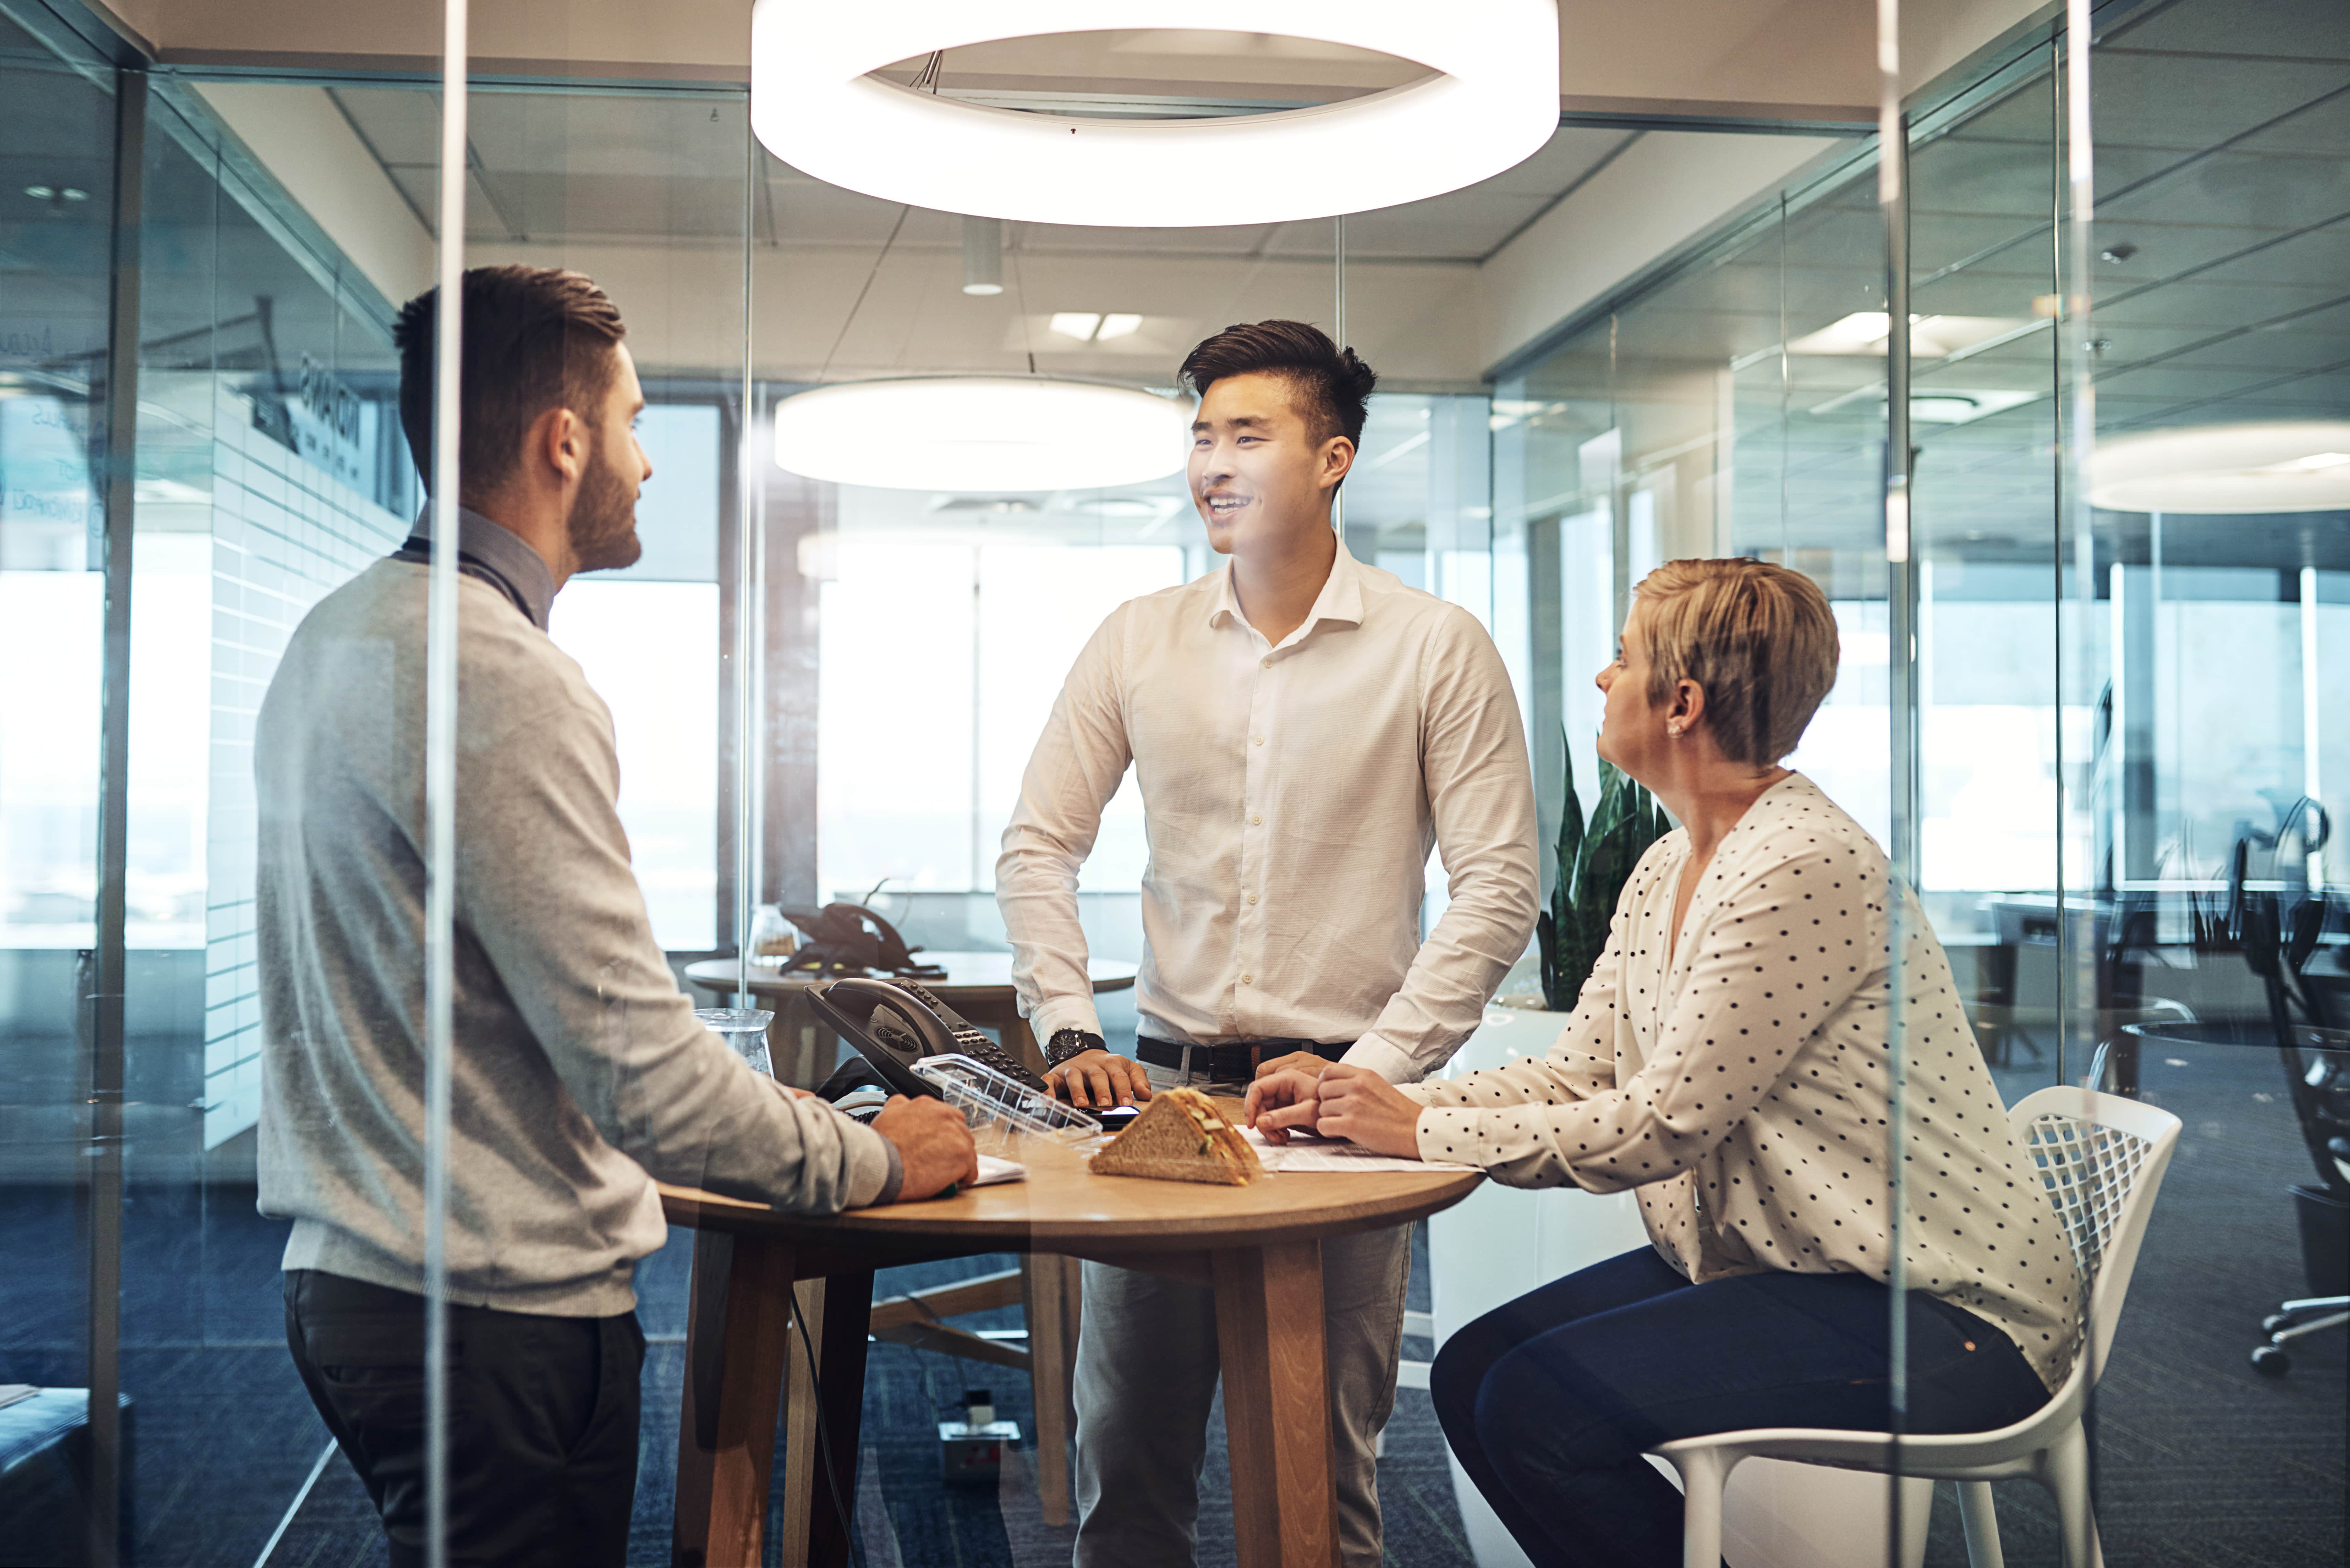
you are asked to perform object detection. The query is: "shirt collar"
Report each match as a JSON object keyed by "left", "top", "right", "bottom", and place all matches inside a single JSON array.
[
  {"left": 1204, "top": 537, "right": 1367, "bottom": 645},
  {"left": 411, "top": 505, "right": 558, "bottom": 629}
]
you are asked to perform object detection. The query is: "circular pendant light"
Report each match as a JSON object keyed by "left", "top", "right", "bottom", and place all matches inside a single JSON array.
[
  {"left": 773, "top": 377, "right": 1192, "bottom": 492},
  {"left": 2087, "top": 421, "right": 2350, "bottom": 513},
  {"left": 749, "top": 2, "right": 1561, "bottom": 227}
]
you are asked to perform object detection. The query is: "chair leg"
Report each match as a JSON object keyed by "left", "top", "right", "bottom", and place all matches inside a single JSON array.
[
  {"left": 1958, "top": 1480, "right": 2005, "bottom": 1568},
  {"left": 1671, "top": 1449, "right": 1727, "bottom": 1568},
  {"left": 2045, "top": 1425, "right": 2102, "bottom": 1568}
]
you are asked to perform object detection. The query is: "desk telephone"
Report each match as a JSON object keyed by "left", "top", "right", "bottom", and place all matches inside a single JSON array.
[
  {"left": 805, "top": 977, "right": 1141, "bottom": 1129},
  {"left": 778, "top": 902, "right": 947, "bottom": 980}
]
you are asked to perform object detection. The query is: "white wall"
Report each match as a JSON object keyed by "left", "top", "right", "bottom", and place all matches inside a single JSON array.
[{"left": 192, "top": 83, "right": 435, "bottom": 306}]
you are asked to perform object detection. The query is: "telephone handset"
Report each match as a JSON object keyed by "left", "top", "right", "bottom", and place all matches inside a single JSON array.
[
  {"left": 780, "top": 903, "right": 948, "bottom": 980},
  {"left": 806, "top": 977, "right": 1053, "bottom": 1099}
]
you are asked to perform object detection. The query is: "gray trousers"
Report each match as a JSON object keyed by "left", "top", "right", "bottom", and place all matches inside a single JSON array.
[{"left": 1070, "top": 1064, "right": 1411, "bottom": 1568}]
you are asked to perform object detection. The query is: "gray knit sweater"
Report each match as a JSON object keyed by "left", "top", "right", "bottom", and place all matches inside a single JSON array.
[{"left": 254, "top": 555, "right": 895, "bottom": 1316}]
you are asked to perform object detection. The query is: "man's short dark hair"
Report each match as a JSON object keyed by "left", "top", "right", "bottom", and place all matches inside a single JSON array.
[
  {"left": 392, "top": 265, "right": 626, "bottom": 497},
  {"left": 1178, "top": 320, "right": 1377, "bottom": 449}
]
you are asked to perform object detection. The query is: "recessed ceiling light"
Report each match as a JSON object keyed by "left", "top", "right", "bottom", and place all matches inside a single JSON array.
[
  {"left": 2087, "top": 421, "right": 2350, "bottom": 514},
  {"left": 774, "top": 377, "right": 1190, "bottom": 492},
  {"left": 1049, "top": 312, "right": 1102, "bottom": 341},
  {"left": 1096, "top": 313, "right": 1143, "bottom": 341},
  {"left": 1786, "top": 312, "right": 2030, "bottom": 358},
  {"left": 749, "top": 2, "right": 1559, "bottom": 227}
]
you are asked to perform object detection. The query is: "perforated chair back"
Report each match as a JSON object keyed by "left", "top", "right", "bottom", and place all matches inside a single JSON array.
[{"left": 2007, "top": 1085, "right": 2182, "bottom": 1374}]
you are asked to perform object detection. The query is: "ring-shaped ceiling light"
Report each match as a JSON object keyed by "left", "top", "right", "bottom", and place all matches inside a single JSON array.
[
  {"left": 774, "top": 378, "right": 1192, "bottom": 493},
  {"left": 749, "top": 1, "right": 1561, "bottom": 227},
  {"left": 2086, "top": 421, "right": 2350, "bottom": 514}
]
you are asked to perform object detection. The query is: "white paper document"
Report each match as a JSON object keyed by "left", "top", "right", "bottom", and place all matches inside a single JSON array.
[
  {"left": 1240, "top": 1126, "right": 1477, "bottom": 1174},
  {"left": 972, "top": 1154, "right": 1026, "bottom": 1186}
]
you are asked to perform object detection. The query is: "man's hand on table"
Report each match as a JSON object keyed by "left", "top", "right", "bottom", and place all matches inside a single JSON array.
[
  {"left": 1045, "top": 1048, "right": 1154, "bottom": 1109},
  {"left": 871, "top": 1095, "right": 979, "bottom": 1199},
  {"left": 1251, "top": 1049, "right": 1330, "bottom": 1081},
  {"left": 1248, "top": 1064, "right": 1424, "bottom": 1157}
]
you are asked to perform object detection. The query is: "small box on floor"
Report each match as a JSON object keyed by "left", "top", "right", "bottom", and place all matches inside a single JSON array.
[{"left": 938, "top": 1388, "right": 1021, "bottom": 1484}]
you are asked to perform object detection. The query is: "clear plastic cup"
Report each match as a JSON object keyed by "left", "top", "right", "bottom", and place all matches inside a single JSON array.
[{"left": 696, "top": 1007, "right": 776, "bottom": 1077}]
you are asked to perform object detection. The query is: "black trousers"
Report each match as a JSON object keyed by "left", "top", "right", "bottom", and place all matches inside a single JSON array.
[
  {"left": 1432, "top": 1248, "right": 2054, "bottom": 1568},
  {"left": 283, "top": 1269, "right": 645, "bottom": 1568}
]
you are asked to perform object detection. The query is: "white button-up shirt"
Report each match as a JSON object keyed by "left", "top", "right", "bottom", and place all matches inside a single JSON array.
[{"left": 997, "top": 544, "right": 1538, "bottom": 1083}]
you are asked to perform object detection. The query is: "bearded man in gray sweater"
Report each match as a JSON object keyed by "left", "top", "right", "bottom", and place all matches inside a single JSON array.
[{"left": 254, "top": 264, "right": 975, "bottom": 1568}]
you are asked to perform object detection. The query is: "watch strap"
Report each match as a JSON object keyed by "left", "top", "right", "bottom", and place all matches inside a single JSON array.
[{"left": 1045, "top": 1028, "right": 1107, "bottom": 1067}]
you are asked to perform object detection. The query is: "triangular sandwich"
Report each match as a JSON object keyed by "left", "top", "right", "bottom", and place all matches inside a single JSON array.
[{"left": 1088, "top": 1086, "right": 1263, "bottom": 1186}]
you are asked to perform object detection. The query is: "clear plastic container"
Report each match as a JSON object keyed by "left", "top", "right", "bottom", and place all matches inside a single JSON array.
[
  {"left": 696, "top": 1007, "right": 776, "bottom": 1077},
  {"left": 912, "top": 1053, "right": 1102, "bottom": 1152}
]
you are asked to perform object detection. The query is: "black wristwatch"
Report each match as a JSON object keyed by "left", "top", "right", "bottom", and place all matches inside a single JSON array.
[{"left": 1045, "top": 1028, "right": 1107, "bottom": 1067}]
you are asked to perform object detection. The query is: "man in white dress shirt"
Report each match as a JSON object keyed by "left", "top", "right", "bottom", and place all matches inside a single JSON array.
[{"left": 996, "top": 320, "right": 1539, "bottom": 1567}]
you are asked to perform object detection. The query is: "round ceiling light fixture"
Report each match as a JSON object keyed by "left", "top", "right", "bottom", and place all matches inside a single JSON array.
[
  {"left": 2086, "top": 421, "right": 2350, "bottom": 514},
  {"left": 749, "top": 2, "right": 1561, "bottom": 227},
  {"left": 773, "top": 377, "right": 1192, "bottom": 492}
]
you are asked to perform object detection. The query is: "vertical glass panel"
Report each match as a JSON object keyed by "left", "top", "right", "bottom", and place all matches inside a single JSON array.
[
  {"left": 1905, "top": 59, "right": 2071, "bottom": 1112},
  {"left": 0, "top": 9, "right": 117, "bottom": 1562},
  {"left": 2070, "top": 0, "right": 2350, "bottom": 1559},
  {"left": 121, "top": 80, "right": 418, "bottom": 1560}
]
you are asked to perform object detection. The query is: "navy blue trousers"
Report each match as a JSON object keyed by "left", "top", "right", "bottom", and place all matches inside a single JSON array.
[{"left": 1430, "top": 1248, "right": 2053, "bottom": 1568}]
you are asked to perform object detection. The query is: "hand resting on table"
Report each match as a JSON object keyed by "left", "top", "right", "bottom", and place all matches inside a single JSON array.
[
  {"left": 870, "top": 1094, "right": 979, "bottom": 1200},
  {"left": 1245, "top": 1063, "right": 1423, "bottom": 1158}
]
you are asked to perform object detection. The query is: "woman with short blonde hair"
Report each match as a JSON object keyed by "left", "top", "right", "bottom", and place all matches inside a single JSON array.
[{"left": 1251, "top": 558, "right": 2082, "bottom": 1568}]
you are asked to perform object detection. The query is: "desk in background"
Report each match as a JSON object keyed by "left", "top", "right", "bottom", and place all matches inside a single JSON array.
[{"left": 685, "top": 952, "right": 1138, "bottom": 1086}]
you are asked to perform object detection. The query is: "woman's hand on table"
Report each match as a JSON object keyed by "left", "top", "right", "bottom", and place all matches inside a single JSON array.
[
  {"left": 871, "top": 1094, "right": 979, "bottom": 1199},
  {"left": 1257, "top": 1064, "right": 1424, "bottom": 1157},
  {"left": 1046, "top": 1049, "right": 1154, "bottom": 1108}
]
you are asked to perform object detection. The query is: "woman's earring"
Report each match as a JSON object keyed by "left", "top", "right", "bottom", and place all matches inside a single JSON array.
[{"left": 1667, "top": 724, "right": 1685, "bottom": 740}]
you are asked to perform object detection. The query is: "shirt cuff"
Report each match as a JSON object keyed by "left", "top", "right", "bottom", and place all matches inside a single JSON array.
[
  {"left": 841, "top": 1119, "right": 904, "bottom": 1209},
  {"left": 1337, "top": 1031, "right": 1418, "bottom": 1084},
  {"left": 1028, "top": 995, "right": 1105, "bottom": 1046},
  {"left": 1414, "top": 1106, "right": 1489, "bottom": 1167}
]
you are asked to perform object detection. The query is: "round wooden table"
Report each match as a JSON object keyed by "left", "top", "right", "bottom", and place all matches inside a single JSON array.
[
  {"left": 684, "top": 951, "right": 1138, "bottom": 1085},
  {"left": 662, "top": 1115, "right": 1480, "bottom": 1568}
]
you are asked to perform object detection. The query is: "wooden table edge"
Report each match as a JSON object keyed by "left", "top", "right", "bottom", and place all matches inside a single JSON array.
[{"left": 657, "top": 1169, "right": 1483, "bottom": 1253}]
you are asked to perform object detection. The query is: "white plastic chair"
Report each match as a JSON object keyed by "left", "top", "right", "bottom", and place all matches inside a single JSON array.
[{"left": 1650, "top": 1085, "right": 2183, "bottom": 1568}]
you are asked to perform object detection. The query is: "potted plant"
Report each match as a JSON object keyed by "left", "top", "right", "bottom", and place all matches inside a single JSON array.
[{"left": 1538, "top": 738, "right": 1672, "bottom": 1010}]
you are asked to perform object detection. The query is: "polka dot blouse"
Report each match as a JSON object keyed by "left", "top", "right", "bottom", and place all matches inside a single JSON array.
[{"left": 1404, "top": 773, "right": 2083, "bottom": 1393}]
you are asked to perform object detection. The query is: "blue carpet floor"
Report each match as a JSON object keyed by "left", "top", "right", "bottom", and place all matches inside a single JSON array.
[{"left": 3, "top": 1039, "right": 2341, "bottom": 1566}]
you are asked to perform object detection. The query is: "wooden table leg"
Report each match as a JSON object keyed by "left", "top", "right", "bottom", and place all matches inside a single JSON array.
[
  {"left": 793, "top": 1268, "right": 874, "bottom": 1568},
  {"left": 1022, "top": 1254, "right": 1080, "bottom": 1525},
  {"left": 674, "top": 1229, "right": 797, "bottom": 1568},
  {"left": 1214, "top": 1240, "right": 1337, "bottom": 1568},
  {"left": 779, "top": 1278, "right": 824, "bottom": 1567}
]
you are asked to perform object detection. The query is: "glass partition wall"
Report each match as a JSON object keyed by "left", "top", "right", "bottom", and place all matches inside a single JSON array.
[
  {"left": 1498, "top": 2, "right": 2346, "bottom": 1564},
  {"left": 9, "top": 0, "right": 2344, "bottom": 1563}
]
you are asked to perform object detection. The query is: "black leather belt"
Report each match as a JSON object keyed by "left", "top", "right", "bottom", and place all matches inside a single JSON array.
[{"left": 1136, "top": 1037, "right": 1353, "bottom": 1083}]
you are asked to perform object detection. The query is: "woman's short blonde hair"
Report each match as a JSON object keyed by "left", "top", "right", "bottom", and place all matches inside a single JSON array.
[{"left": 1634, "top": 558, "right": 1839, "bottom": 767}]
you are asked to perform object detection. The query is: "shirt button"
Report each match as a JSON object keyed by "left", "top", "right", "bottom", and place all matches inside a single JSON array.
[
  {"left": 1250, "top": 814, "right": 1262, "bottom": 826},
  {"left": 1251, "top": 735, "right": 1264, "bottom": 746},
  {"left": 1261, "top": 657, "right": 1272, "bottom": 669},
  {"left": 1247, "top": 892, "right": 1259, "bottom": 905},
  {"left": 1240, "top": 973, "right": 1253, "bottom": 985}
]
